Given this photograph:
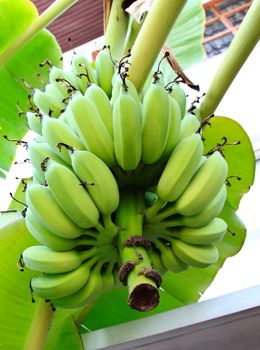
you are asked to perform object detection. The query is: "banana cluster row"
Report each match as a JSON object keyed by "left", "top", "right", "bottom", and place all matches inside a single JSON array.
[
  {"left": 23, "top": 245, "right": 118, "bottom": 308},
  {"left": 21, "top": 48, "right": 229, "bottom": 309}
]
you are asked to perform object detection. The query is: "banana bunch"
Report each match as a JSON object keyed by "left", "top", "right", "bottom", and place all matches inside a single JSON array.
[{"left": 20, "top": 47, "right": 231, "bottom": 311}]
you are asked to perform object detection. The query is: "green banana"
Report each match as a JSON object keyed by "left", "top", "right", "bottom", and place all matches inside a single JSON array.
[
  {"left": 95, "top": 48, "right": 115, "bottom": 97},
  {"left": 148, "top": 246, "right": 167, "bottom": 275},
  {"left": 169, "top": 218, "right": 227, "bottom": 245},
  {"left": 30, "top": 256, "right": 99, "bottom": 299},
  {"left": 22, "top": 245, "right": 98, "bottom": 273},
  {"left": 49, "top": 67, "right": 79, "bottom": 96},
  {"left": 26, "top": 184, "right": 84, "bottom": 238},
  {"left": 168, "top": 83, "right": 186, "bottom": 118},
  {"left": 32, "top": 167, "right": 45, "bottom": 184},
  {"left": 157, "top": 133, "right": 203, "bottom": 202},
  {"left": 45, "top": 159, "right": 99, "bottom": 228},
  {"left": 141, "top": 81, "right": 170, "bottom": 164},
  {"left": 33, "top": 89, "right": 66, "bottom": 117},
  {"left": 101, "top": 262, "right": 116, "bottom": 292},
  {"left": 110, "top": 75, "right": 140, "bottom": 107},
  {"left": 84, "top": 83, "right": 114, "bottom": 138},
  {"left": 53, "top": 260, "right": 104, "bottom": 308},
  {"left": 113, "top": 88, "right": 142, "bottom": 170},
  {"left": 45, "top": 83, "right": 65, "bottom": 101},
  {"left": 41, "top": 116, "right": 85, "bottom": 164},
  {"left": 180, "top": 113, "right": 200, "bottom": 140},
  {"left": 70, "top": 150, "right": 119, "bottom": 216},
  {"left": 67, "top": 95, "right": 115, "bottom": 167},
  {"left": 174, "top": 151, "right": 228, "bottom": 216},
  {"left": 159, "top": 185, "right": 227, "bottom": 227},
  {"left": 28, "top": 139, "right": 67, "bottom": 170},
  {"left": 144, "top": 191, "right": 158, "bottom": 207},
  {"left": 171, "top": 239, "right": 219, "bottom": 268},
  {"left": 154, "top": 239, "right": 188, "bottom": 272},
  {"left": 26, "top": 209, "right": 97, "bottom": 251},
  {"left": 71, "top": 53, "right": 97, "bottom": 93},
  {"left": 26, "top": 112, "right": 42, "bottom": 135},
  {"left": 161, "top": 96, "right": 181, "bottom": 161}
]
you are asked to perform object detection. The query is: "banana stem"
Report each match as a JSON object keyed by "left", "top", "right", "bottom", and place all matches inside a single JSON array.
[
  {"left": 128, "top": 0, "right": 188, "bottom": 91},
  {"left": 23, "top": 299, "right": 55, "bottom": 350},
  {"left": 102, "top": 214, "right": 118, "bottom": 236},
  {"left": 116, "top": 189, "right": 160, "bottom": 312},
  {"left": 104, "top": 0, "right": 129, "bottom": 60},
  {"left": 155, "top": 205, "right": 178, "bottom": 222},
  {"left": 122, "top": 15, "right": 146, "bottom": 55},
  {"left": 0, "top": 0, "right": 79, "bottom": 66},
  {"left": 145, "top": 198, "right": 166, "bottom": 222},
  {"left": 198, "top": 0, "right": 260, "bottom": 120}
]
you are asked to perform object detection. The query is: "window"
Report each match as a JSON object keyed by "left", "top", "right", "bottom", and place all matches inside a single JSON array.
[{"left": 203, "top": 0, "right": 252, "bottom": 57}]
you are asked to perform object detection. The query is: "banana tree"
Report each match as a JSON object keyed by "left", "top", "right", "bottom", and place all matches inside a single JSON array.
[{"left": 0, "top": 0, "right": 258, "bottom": 348}]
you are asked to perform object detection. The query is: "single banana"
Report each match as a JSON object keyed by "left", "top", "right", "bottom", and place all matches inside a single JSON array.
[
  {"left": 101, "top": 262, "right": 116, "bottom": 292},
  {"left": 95, "top": 48, "right": 115, "bottom": 97},
  {"left": 33, "top": 89, "right": 66, "bottom": 117},
  {"left": 67, "top": 95, "right": 115, "bottom": 167},
  {"left": 154, "top": 239, "right": 188, "bottom": 272},
  {"left": 174, "top": 151, "right": 228, "bottom": 216},
  {"left": 161, "top": 96, "right": 181, "bottom": 161},
  {"left": 113, "top": 87, "right": 142, "bottom": 170},
  {"left": 28, "top": 140, "right": 67, "bottom": 177},
  {"left": 171, "top": 238, "right": 219, "bottom": 268},
  {"left": 70, "top": 150, "right": 119, "bottom": 216},
  {"left": 179, "top": 113, "right": 200, "bottom": 140},
  {"left": 71, "top": 53, "right": 97, "bottom": 93},
  {"left": 84, "top": 83, "right": 114, "bottom": 138},
  {"left": 49, "top": 67, "right": 80, "bottom": 96},
  {"left": 44, "top": 83, "right": 65, "bottom": 101},
  {"left": 169, "top": 218, "right": 227, "bottom": 245},
  {"left": 144, "top": 191, "right": 158, "bottom": 207},
  {"left": 22, "top": 245, "right": 98, "bottom": 273},
  {"left": 110, "top": 75, "right": 140, "bottom": 107},
  {"left": 168, "top": 83, "right": 186, "bottom": 118},
  {"left": 26, "top": 184, "right": 84, "bottom": 238},
  {"left": 157, "top": 133, "right": 204, "bottom": 202},
  {"left": 27, "top": 112, "right": 42, "bottom": 135},
  {"left": 41, "top": 116, "right": 85, "bottom": 164},
  {"left": 160, "top": 185, "right": 227, "bottom": 227},
  {"left": 31, "top": 256, "right": 99, "bottom": 299},
  {"left": 31, "top": 167, "right": 45, "bottom": 184},
  {"left": 45, "top": 159, "right": 100, "bottom": 229},
  {"left": 26, "top": 209, "right": 97, "bottom": 251},
  {"left": 53, "top": 260, "right": 104, "bottom": 308},
  {"left": 141, "top": 81, "right": 170, "bottom": 164},
  {"left": 148, "top": 246, "right": 167, "bottom": 275}
]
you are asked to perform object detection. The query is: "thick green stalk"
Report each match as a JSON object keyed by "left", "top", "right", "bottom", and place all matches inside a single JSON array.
[
  {"left": 0, "top": 0, "right": 79, "bottom": 66},
  {"left": 104, "top": 0, "right": 129, "bottom": 60},
  {"left": 128, "top": 0, "right": 188, "bottom": 91},
  {"left": 199, "top": 0, "right": 260, "bottom": 120},
  {"left": 23, "top": 299, "right": 55, "bottom": 350},
  {"left": 116, "top": 189, "right": 160, "bottom": 311},
  {"left": 122, "top": 15, "right": 146, "bottom": 55}
]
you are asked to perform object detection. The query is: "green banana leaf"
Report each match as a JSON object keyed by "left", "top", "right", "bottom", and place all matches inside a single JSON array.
[
  {"left": 202, "top": 116, "right": 255, "bottom": 211},
  {"left": 0, "top": 0, "right": 62, "bottom": 177},
  {"left": 0, "top": 216, "right": 83, "bottom": 349}
]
